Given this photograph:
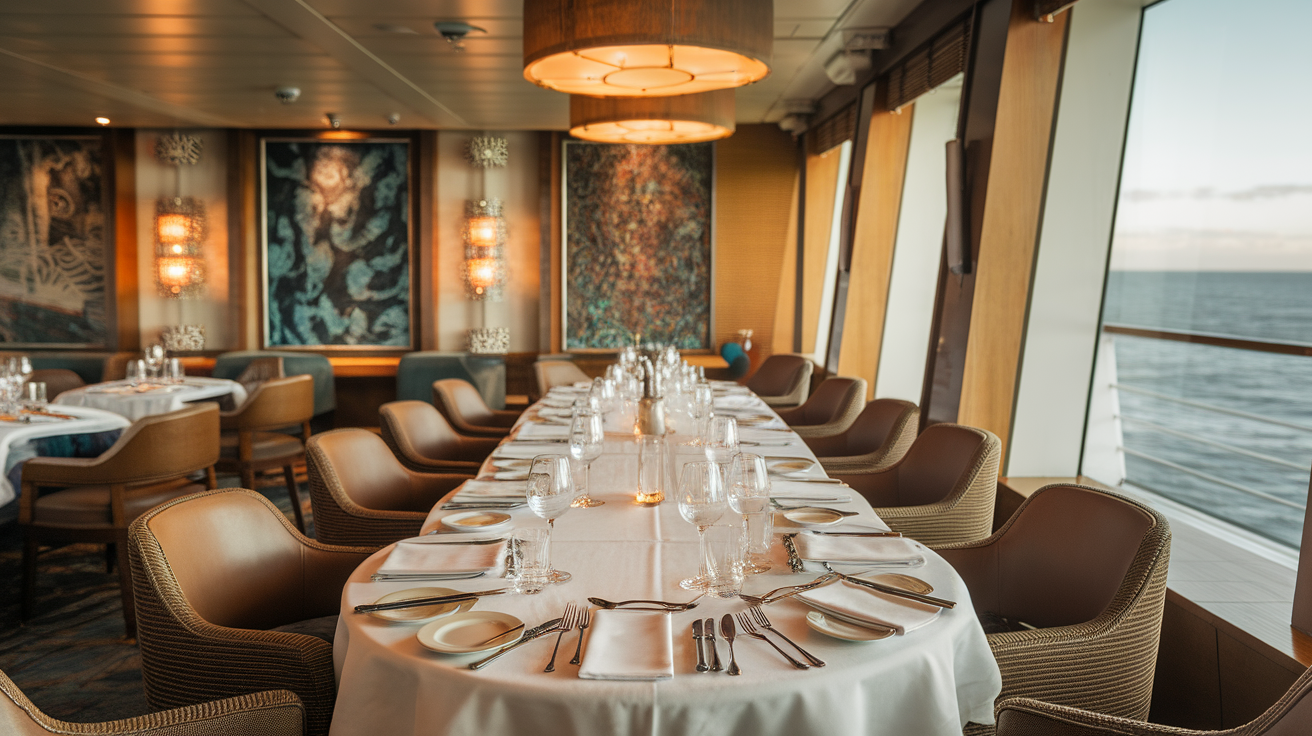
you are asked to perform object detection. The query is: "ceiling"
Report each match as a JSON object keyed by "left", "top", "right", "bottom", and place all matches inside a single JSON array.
[{"left": 0, "top": 0, "right": 922, "bottom": 130}]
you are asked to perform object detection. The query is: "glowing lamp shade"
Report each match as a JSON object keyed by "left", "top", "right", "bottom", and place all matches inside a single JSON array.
[
  {"left": 467, "top": 257, "right": 500, "bottom": 296},
  {"left": 156, "top": 213, "right": 192, "bottom": 247},
  {"left": 523, "top": 0, "right": 771, "bottom": 97},
  {"left": 465, "top": 216, "right": 500, "bottom": 248},
  {"left": 157, "top": 257, "right": 201, "bottom": 295},
  {"left": 570, "top": 90, "right": 735, "bottom": 144}
]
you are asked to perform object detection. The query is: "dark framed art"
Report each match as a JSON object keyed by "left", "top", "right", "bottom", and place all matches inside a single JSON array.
[
  {"left": 260, "top": 136, "right": 414, "bottom": 349},
  {"left": 0, "top": 133, "right": 114, "bottom": 349},
  {"left": 562, "top": 140, "right": 714, "bottom": 351}
]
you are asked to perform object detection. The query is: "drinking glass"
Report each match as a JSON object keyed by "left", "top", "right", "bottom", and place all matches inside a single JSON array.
[
  {"left": 703, "top": 524, "right": 745, "bottom": 598},
  {"left": 689, "top": 382, "right": 714, "bottom": 446},
  {"left": 166, "top": 358, "right": 184, "bottom": 384},
  {"left": 636, "top": 435, "right": 668, "bottom": 505},
  {"left": 703, "top": 416, "right": 739, "bottom": 482},
  {"left": 676, "top": 460, "right": 727, "bottom": 590},
  {"left": 526, "top": 454, "right": 575, "bottom": 583},
  {"left": 568, "top": 409, "right": 605, "bottom": 507},
  {"left": 144, "top": 344, "right": 166, "bottom": 382},
  {"left": 16, "top": 356, "right": 32, "bottom": 385},
  {"left": 25, "top": 382, "right": 47, "bottom": 408},
  {"left": 589, "top": 376, "right": 616, "bottom": 415},
  {"left": 510, "top": 527, "right": 550, "bottom": 594},
  {"left": 0, "top": 365, "right": 13, "bottom": 413},
  {"left": 728, "top": 453, "right": 773, "bottom": 574},
  {"left": 125, "top": 360, "right": 146, "bottom": 386}
]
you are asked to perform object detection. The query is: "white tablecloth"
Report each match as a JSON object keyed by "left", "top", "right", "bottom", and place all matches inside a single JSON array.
[
  {"left": 331, "top": 391, "right": 1002, "bottom": 736},
  {"left": 0, "top": 405, "right": 131, "bottom": 507},
  {"left": 54, "top": 377, "right": 247, "bottom": 421}
]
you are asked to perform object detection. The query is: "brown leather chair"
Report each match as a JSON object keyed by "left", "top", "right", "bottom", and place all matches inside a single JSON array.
[
  {"left": 379, "top": 400, "right": 500, "bottom": 474},
  {"left": 101, "top": 352, "right": 136, "bottom": 382},
  {"left": 128, "top": 488, "right": 373, "bottom": 736},
  {"left": 0, "top": 666, "right": 305, "bottom": 736},
  {"left": 234, "top": 356, "right": 285, "bottom": 397},
  {"left": 20, "top": 403, "right": 219, "bottom": 636},
  {"left": 432, "top": 378, "right": 520, "bottom": 438},
  {"left": 745, "top": 354, "right": 813, "bottom": 407},
  {"left": 937, "top": 484, "right": 1172, "bottom": 736},
  {"left": 996, "top": 666, "right": 1312, "bottom": 736},
  {"left": 776, "top": 377, "right": 867, "bottom": 438},
  {"left": 834, "top": 423, "right": 999, "bottom": 546},
  {"left": 215, "top": 375, "right": 314, "bottom": 532},
  {"left": 804, "top": 398, "right": 919, "bottom": 474},
  {"left": 534, "top": 359, "right": 590, "bottom": 396},
  {"left": 27, "top": 368, "right": 85, "bottom": 399},
  {"left": 307, "top": 428, "right": 473, "bottom": 547}
]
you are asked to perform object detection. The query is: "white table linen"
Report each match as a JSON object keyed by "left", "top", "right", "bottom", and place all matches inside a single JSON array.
[
  {"left": 55, "top": 377, "right": 247, "bottom": 421},
  {"left": 0, "top": 406, "right": 131, "bottom": 506},
  {"left": 331, "top": 391, "right": 1001, "bottom": 736}
]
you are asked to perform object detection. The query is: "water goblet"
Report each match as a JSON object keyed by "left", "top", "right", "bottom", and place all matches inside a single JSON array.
[
  {"left": 728, "top": 453, "right": 773, "bottom": 574},
  {"left": 125, "top": 360, "right": 146, "bottom": 386},
  {"left": 689, "top": 382, "right": 714, "bottom": 446},
  {"left": 526, "top": 454, "right": 575, "bottom": 583},
  {"left": 568, "top": 409, "right": 605, "bottom": 507},
  {"left": 676, "top": 460, "right": 727, "bottom": 590},
  {"left": 704, "top": 415, "right": 739, "bottom": 482},
  {"left": 144, "top": 344, "right": 166, "bottom": 383}
]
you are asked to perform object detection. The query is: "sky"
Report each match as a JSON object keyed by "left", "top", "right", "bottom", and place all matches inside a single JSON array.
[{"left": 1111, "top": 0, "right": 1312, "bottom": 271}]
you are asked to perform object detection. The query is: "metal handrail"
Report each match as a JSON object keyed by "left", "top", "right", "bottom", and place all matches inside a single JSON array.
[
  {"left": 1103, "top": 323, "right": 1312, "bottom": 357},
  {"left": 1112, "top": 383, "right": 1312, "bottom": 435},
  {"left": 1120, "top": 447, "right": 1307, "bottom": 511},
  {"left": 1119, "top": 416, "right": 1311, "bottom": 472}
]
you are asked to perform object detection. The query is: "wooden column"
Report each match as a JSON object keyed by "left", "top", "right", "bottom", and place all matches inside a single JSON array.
[
  {"left": 417, "top": 130, "right": 438, "bottom": 350},
  {"left": 111, "top": 129, "right": 138, "bottom": 352},
  {"left": 824, "top": 83, "right": 876, "bottom": 373}
]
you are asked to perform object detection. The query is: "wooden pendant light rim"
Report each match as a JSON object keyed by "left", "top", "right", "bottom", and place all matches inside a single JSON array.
[{"left": 569, "top": 89, "right": 735, "bottom": 128}]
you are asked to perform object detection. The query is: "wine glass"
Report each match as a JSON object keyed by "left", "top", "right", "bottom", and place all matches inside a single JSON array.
[
  {"left": 144, "top": 344, "right": 166, "bottom": 382},
  {"left": 728, "top": 452, "right": 773, "bottom": 574},
  {"left": 589, "top": 376, "right": 616, "bottom": 415},
  {"left": 526, "top": 454, "right": 575, "bottom": 583},
  {"left": 677, "top": 460, "right": 727, "bottom": 590},
  {"left": 689, "top": 382, "right": 714, "bottom": 446},
  {"left": 568, "top": 409, "right": 605, "bottom": 507},
  {"left": 704, "top": 415, "right": 739, "bottom": 482},
  {"left": 16, "top": 356, "right": 32, "bottom": 386}
]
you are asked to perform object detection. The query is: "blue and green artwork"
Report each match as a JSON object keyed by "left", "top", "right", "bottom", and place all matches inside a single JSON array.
[{"left": 262, "top": 139, "right": 411, "bottom": 348}]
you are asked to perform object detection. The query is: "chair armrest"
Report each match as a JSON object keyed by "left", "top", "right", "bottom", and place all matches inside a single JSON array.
[
  {"left": 934, "top": 541, "right": 1001, "bottom": 614},
  {"left": 104, "top": 690, "right": 306, "bottom": 735},
  {"left": 20, "top": 456, "right": 101, "bottom": 486},
  {"left": 457, "top": 436, "right": 502, "bottom": 460},
  {"left": 995, "top": 698, "right": 1178, "bottom": 736},
  {"left": 410, "top": 472, "right": 476, "bottom": 507},
  {"left": 490, "top": 410, "right": 522, "bottom": 427},
  {"left": 299, "top": 541, "right": 376, "bottom": 617}
]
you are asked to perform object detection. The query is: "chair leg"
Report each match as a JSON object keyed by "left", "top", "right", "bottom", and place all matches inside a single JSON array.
[
  {"left": 21, "top": 536, "right": 38, "bottom": 623},
  {"left": 206, "top": 466, "right": 217, "bottom": 490},
  {"left": 284, "top": 465, "right": 306, "bottom": 533},
  {"left": 241, "top": 466, "right": 256, "bottom": 491},
  {"left": 114, "top": 530, "right": 136, "bottom": 639},
  {"left": 105, "top": 543, "right": 116, "bottom": 574}
]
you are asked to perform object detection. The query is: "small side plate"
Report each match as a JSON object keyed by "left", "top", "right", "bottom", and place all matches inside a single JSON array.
[
  {"left": 440, "top": 511, "right": 513, "bottom": 533},
  {"left": 767, "top": 458, "right": 817, "bottom": 474},
  {"left": 368, "top": 587, "right": 476, "bottom": 624},
  {"left": 805, "top": 611, "right": 894, "bottom": 642},
  {"left": 782, "top": 507, "right": 845, "bottom": 527},
  {"left": 418, "top": 611, "right": 525, "bottom": 654}
]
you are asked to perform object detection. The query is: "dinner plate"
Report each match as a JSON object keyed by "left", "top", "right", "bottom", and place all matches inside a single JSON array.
[
  {"left": 440, "top": 511, "right": 513, "bottom": 533},
  {"left": 418, "top": 611, "right": 525, "bottom": 654},
  {"left": 866, "top": 573, "right": 934, "bottom": 595},
  {"left": 805, "top": 611, "right": 894, "bottom": 642},
  {"left": 368, "top": 587, "right": 476, "bottom": 624},
  {"left": 767, "top": 458, "right": 817, "bottom": 474},
  {"left": 782, "top": 507, "right": 845, "bottom": 527}
]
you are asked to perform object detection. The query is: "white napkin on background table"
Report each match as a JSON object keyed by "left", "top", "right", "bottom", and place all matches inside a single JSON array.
[
  {"left": 517, "top": 423, "right": 570, "bottom": 440},
  {"left": 796, "top": 579, "right": 940, "bottom": 635},
  {"left": 793, "top": 535, "right": 926, "bottom": 567},
  {"left": 493, "top": 443, "right": 567, "bottom": 459},
  {"left": 377, "top": 539, "right": 506, "bottom": 576},
  {"left": 453, "top": 479, "right": 524, "bottom": 501},
  {"left": 578, "top": 610, "right": 674, "bottom": 681}
]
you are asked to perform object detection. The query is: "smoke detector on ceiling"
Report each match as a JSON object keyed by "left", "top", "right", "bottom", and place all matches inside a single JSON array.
[
  {"left": 275, "top": 87, "right": 301, "bottom": 104},
  {"left": 434, "top": 21, "right": 487, "bottom": 51}
]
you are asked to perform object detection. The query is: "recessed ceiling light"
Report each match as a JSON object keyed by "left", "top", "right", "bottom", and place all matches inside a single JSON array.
[
  {"left": 94, "top": 116, "right": 110, "bottom": 126},
  {"left": 373, "top": 23, "right": 418, "bottom": 34}
]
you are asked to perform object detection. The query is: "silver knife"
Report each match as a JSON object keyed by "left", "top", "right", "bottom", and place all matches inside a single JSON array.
[
  {"left": 839, "top": 574, "right": 956, "bottom": 609},
  {"left": 354, "top": 587, "right": 509, "bottom": 614},
  {"left": 704, "top": 617, "right": 723, "bottom": 672},
  {"left": 692, "top": 619, "right": 708, "bottom": 672},
  {"left": 468, "top": 617, "right": 565, "bottom": 670},
  {"left": 805, "top": 530, "right": 902, "bottom": 537}
]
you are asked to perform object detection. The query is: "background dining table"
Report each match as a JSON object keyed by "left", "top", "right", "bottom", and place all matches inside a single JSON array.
[
  {"left": 0, "top": 405, "right": 130, "bottom": 508},
  {"left": 53, "top": 377, "right": 247, "bottom": 421},
  {"left": 330, "top": 388, "right": 1002, "bottom": 736}
]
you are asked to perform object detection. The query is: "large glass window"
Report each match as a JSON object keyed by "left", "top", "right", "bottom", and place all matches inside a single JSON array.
[{"left": 1081, "top": 0, "right": 1312, "bottom": 547}]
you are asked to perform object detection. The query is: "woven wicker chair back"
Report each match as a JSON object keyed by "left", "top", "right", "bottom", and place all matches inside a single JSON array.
[
  {"left": 746, "top": 354, "right": 810, "bottom": 396},
  {"left": 534, "top": 360, "right": 590, "bottom": 395}
]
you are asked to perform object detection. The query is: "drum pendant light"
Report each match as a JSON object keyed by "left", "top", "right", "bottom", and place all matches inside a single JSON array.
[
  {"left": 570, "top": 90, "right": 735, "bottom": 144},
  {"left": 523, "top": 0, "right": 772, "bottom": 97}
]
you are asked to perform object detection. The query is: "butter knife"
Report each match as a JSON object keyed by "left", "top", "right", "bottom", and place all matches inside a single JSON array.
[
  {"left": 353, "top": 588, "right": 508, "bottom": 614},
  {"left": 692, "top": 619, "right": 708, "bottom": 672},
  {"left": 468, "top": 617, "right": 565, "bottom": 670},
  {"left": 704, "top": 617, "right": 723, "bottom": 672},
  {"left": 839, "top": 574, "right": 956, "bottom": 609}
]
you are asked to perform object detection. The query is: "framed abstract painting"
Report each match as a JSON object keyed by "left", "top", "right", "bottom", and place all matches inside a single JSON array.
[
  {"left": 562, "top": 141, "right": 714, "bottom": 351},
  {"left": 0, "top": 134, "right": 114, "bottom": 348},
  {"left": 260, "top": 137, "right": 413, "bottom": 349}
]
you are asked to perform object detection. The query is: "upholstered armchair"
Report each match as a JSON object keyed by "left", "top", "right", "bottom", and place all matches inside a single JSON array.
[
  {"left": 745, "top": 354, "right": 813, "bottom": 407},
  {"left": 775, "top": 377, "right": 867, "bottom": 438},
  {"left": 534, "top": 360, "right": 590, "bottom": 396},
  {"left": 216, "top": 375, "right": 314, "bottom": 532},
  {"left": 379, "top": 400, "right": 500, "bottom": 474},
  {"left": 834, "top": 423, "right": 1000, "bottom": 546},
  {"left": 129, "top": 488, "right": 374, "bottom": 736},
  {"left": 307, "top": 428, "right": 473, "bottom": 547},
  {"left": 803, "top": 398, "right": 919, "bottom": 474},
  {"left": 937, "top": 484, "right": 1172, "bottom": 736},
  {"left": 432, "top": 378, "right": 520, "bottom": 438}
]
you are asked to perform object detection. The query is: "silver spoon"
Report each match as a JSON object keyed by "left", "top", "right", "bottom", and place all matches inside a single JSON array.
[{"left": 720, "top": 614, "right": 741, "bottom": 676}]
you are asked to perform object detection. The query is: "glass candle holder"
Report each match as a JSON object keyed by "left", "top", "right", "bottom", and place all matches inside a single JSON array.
[{"left": 635, "top": 435, "right": 666, "bottom": 505}]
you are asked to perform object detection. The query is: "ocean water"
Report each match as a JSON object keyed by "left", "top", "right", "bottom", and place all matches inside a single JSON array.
[{"left": 1100, "top": 271, "right": 1312, "bottom": 548}]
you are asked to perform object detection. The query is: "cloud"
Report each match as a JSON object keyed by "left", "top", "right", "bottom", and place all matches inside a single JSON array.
[{"left": 1122, "top": 184, "right": 1312, "bottom": 202}]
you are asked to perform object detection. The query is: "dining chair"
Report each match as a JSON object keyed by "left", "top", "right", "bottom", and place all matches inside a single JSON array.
[
  {"left": 19, "top": 403, "right": 219, "bottom": 636},
  {"left": 215, "top": 375, "right": 314, "bottom": 532},
  {"left": 0, "top": 666, "right": 305, "bottom": 736},
  {"left": 803, "top": 398, "right": 920, "bottom": 474},
  {"left": 432, "top": 378, "right": 521, "bottom": 438},
  {"left": 995, "top": 665, "right": 1312, "bottom": 735},
  {"left": 775, "top": 376, "right": 867, "bottom": 438},
  {"left": 833, "top": 423, "right": 1000, "bottom": 546},
  {"left": 379, "top": 400, "right": 500, "bottom": 474},
  {"left": 128, "top": 488, "right": 374, "bottom": 736},
  {"left": 307, "top": 428, "right": 474, "bottom": 547},
  {"left": 937, "top": 484, "right": 1172, "bottom": 736},
  {"left": 100, "top": 352, "right": 137, "bottom": 382},
  {"left": 234, "top": 355, "right": 285, "bottom": 397},
  {"left": 533, "top": 359, "right": 590, "bottom": 396},
  {"left": 26, "top": 368, "right": 85, "bottom": 399},
  {"left": 745, "top": 354, "right": 813, "bottom": 407}
]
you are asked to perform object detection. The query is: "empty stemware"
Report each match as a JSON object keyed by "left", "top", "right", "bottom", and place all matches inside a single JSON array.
[
  {"left": 526, "top": 454, "right": 575, "bottom": 584},
  {"left": 677, "top": 460, "right": 727, "bottom": 590},
  {"left": 728, "top": 452, "right": 773, "bottom": 574},
  {"left": 568, "top": 408, "right": 605, "bottom": 507}
]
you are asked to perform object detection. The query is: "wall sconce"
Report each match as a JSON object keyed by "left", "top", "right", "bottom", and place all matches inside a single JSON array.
[
  {"left": 154, "top": 196, "right": 206, "bottom": 298},
  {"left": 462, "top": 198, "right": 506, "bottom": 300}
]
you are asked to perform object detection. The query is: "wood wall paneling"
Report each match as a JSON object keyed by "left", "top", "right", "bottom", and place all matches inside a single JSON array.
[
  {"left": 1217, "top": 631, "right": 1301, "bottom": 728},
  {"left": 111, "top": 129, "right": 139, "bottom": 352},
  {"left": 772, "top": 175, "right": 801, "bottom": 356},
  {"left": 836, "top": 102, "right": 915, "bottom": 397},
  {"left": 800, "top": 148, "right": 842, "bottom": 354},
  {"left": 1150, "top": 596, "right": 1223, "bottom": 729},
  {"left": 418, "top": 130, "right": 438, "bottom": 350},
  {"left": 548, "top": 132, "right": 563, "bottom": 353},
  {"left": 955, "top": 0, "right": 1069, "bottom": 463}
]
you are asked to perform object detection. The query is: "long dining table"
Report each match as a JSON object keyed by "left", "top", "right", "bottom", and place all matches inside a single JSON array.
[{"left": 331, "top": 384, "right": 1002, "bottom": 736}]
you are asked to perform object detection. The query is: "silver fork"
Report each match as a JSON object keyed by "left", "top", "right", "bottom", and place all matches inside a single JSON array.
[
  {"left": 568, "top": 607, "right": 592, "bottom": 665},
  {"left": 735, "top": 613, "right": 808, "bottom": 669},
  {"left": 750, "top": 606, "right": 826, "bottom": 667},
  {"left": 544, "top": 603, "right": 579, "bottom": 673}
]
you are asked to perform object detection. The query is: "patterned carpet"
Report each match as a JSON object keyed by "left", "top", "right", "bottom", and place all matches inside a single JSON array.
[{"left": 0, "top": 479, "right": 314, "bottom": 724}]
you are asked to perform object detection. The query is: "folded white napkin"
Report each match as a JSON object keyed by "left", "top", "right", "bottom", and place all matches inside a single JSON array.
[
  {"left": 769, "top": 479, "right": 852, "bottom": 500},
  {"left": 712, "top": 395, "right": 760, "bottom": 409},
  {"left": 538, "top": 406, "right": 574, "bottom": 418},
  {"left": 578, "top": 610, "right": 674, "bottom": 681},
  {"left": 793, "top": 535, "right": 925, "bottom": 567},
  {"left": 517, "top": 423, "right": 570, "bottom": 440},
  {"left": 377, "top": 538, "right": 506, "bottom": 575},
  {"left": 796, "top": 579, "right": 940, "bottom": 635},
  {"left": 453, "top": 479, "right": 525, "bottom": 501},
  {"left": 493, "top": 443, "right": 567, "bottom": 459},
  {"left": 493, "top": 470, "right": 528, "bottom": 481}
]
